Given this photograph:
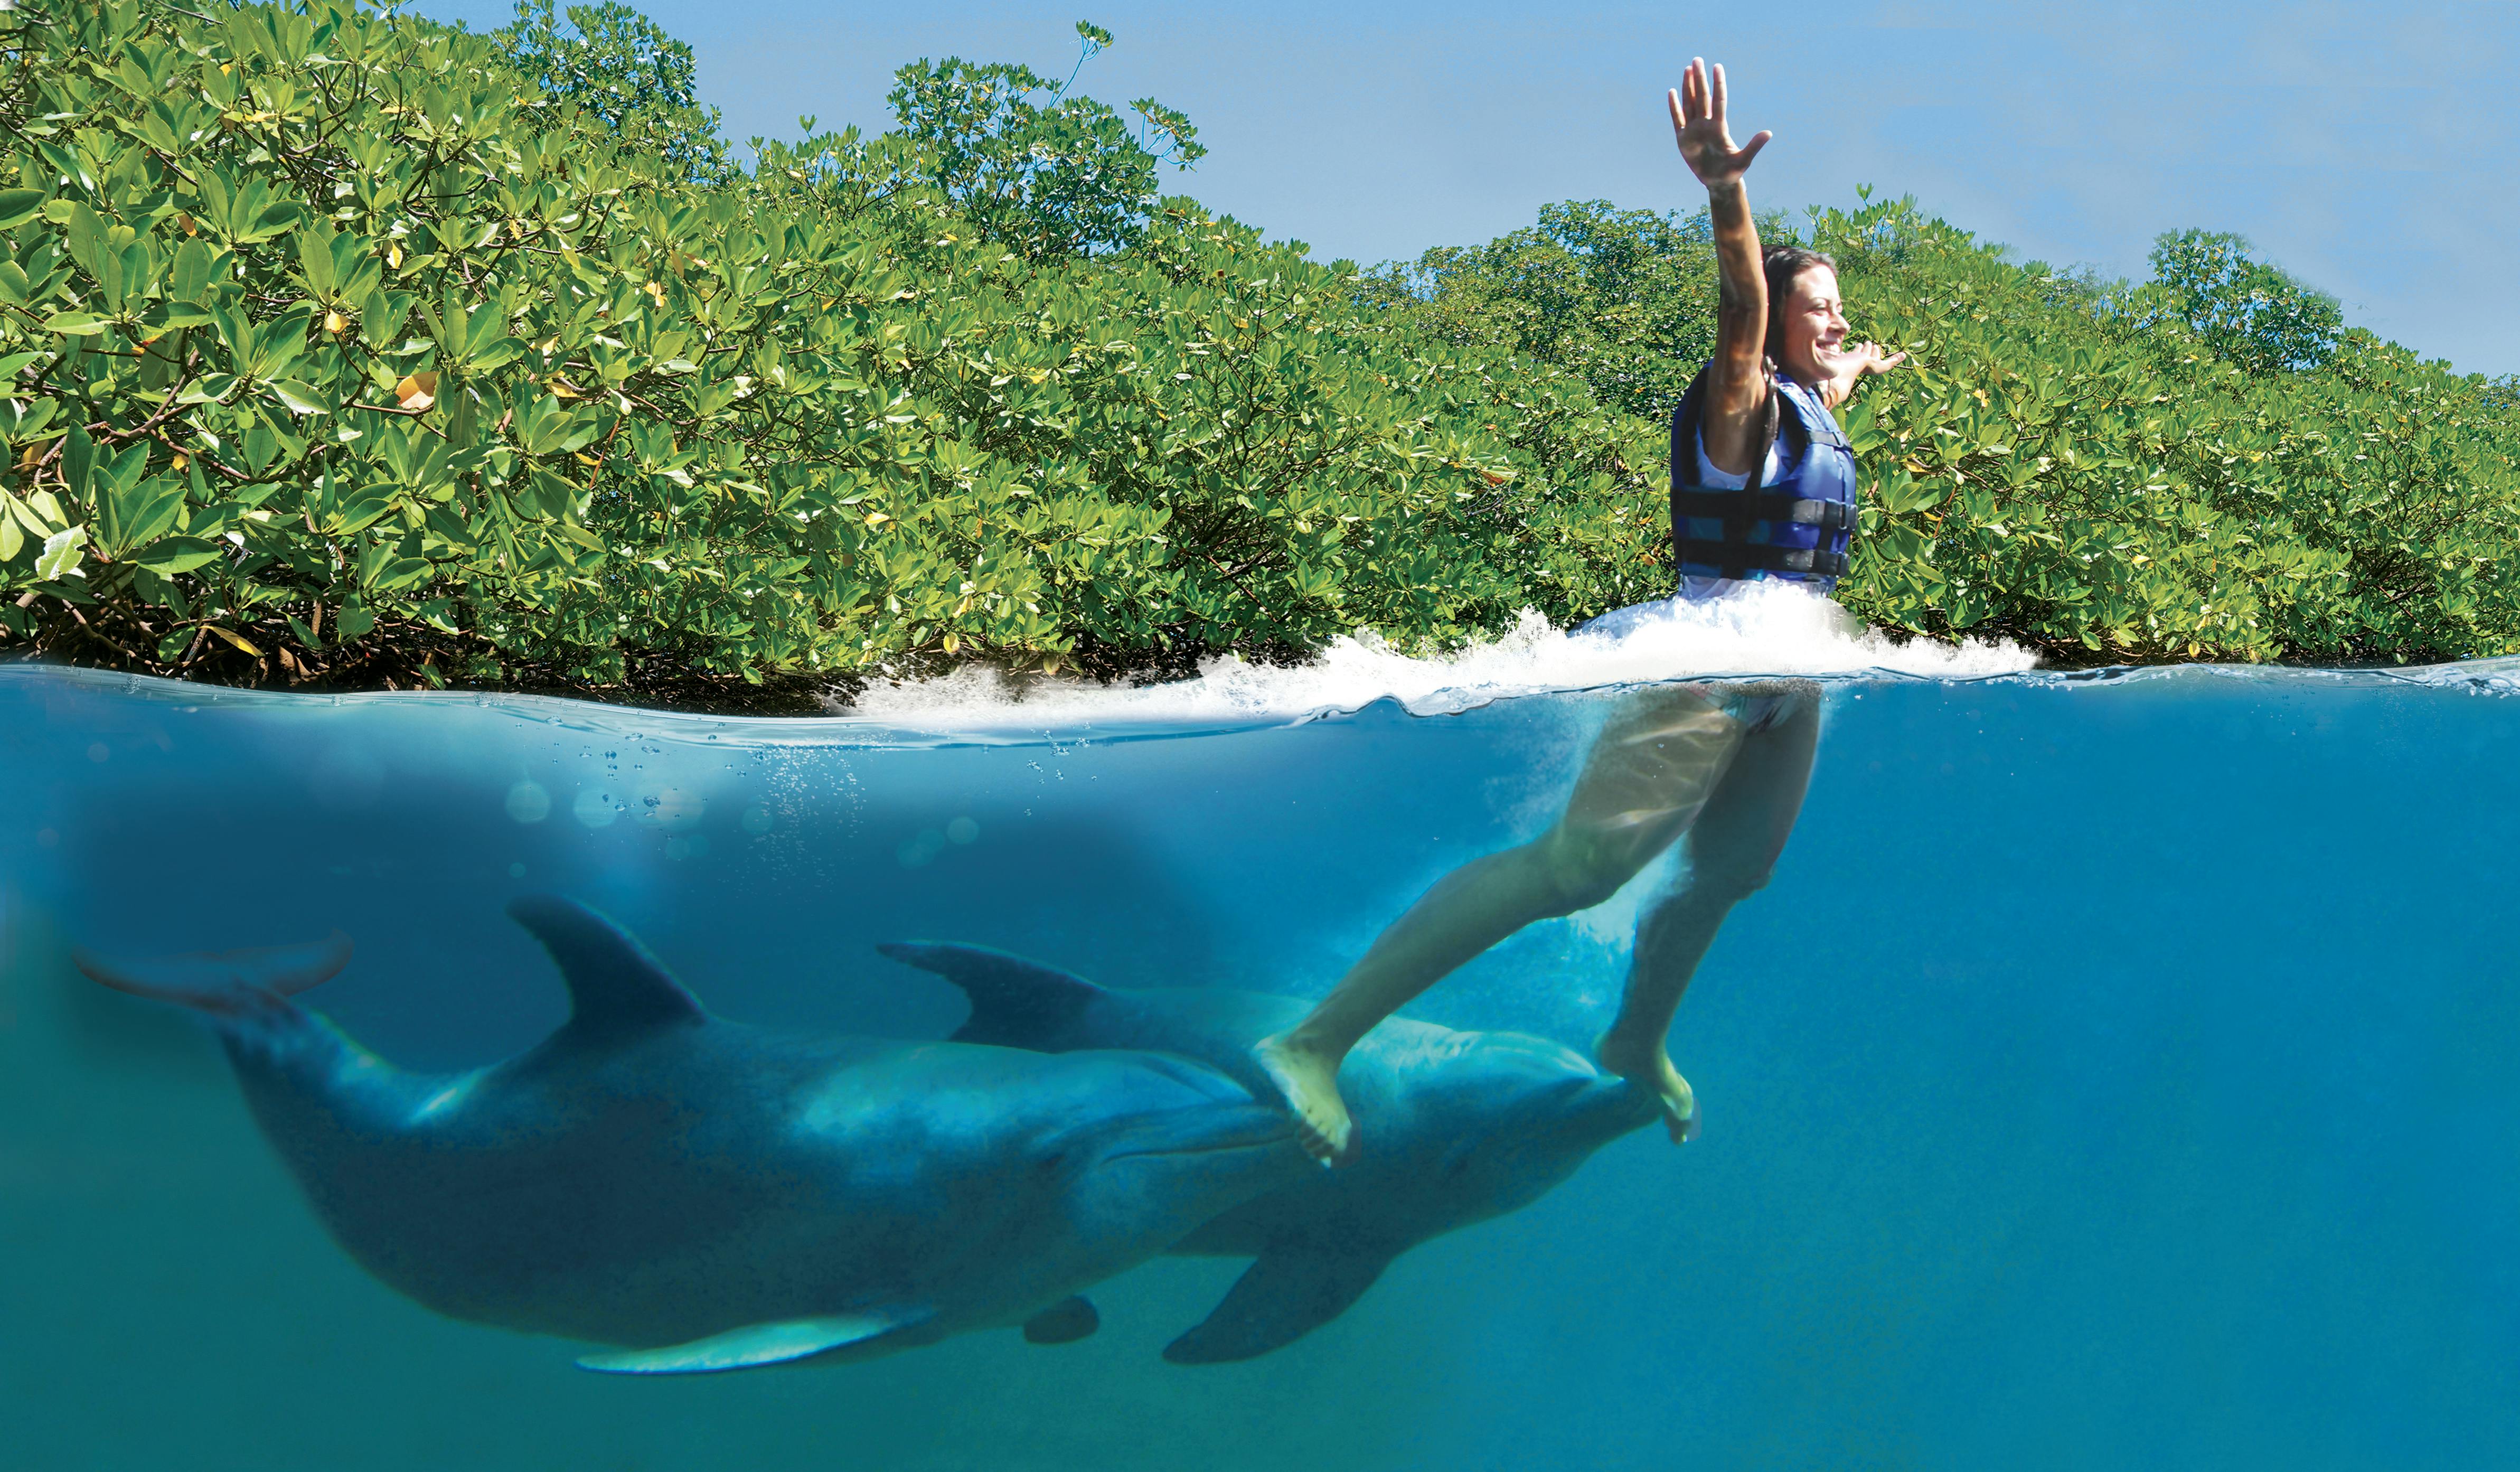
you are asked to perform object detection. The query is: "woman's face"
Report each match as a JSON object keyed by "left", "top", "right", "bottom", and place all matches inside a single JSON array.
[{"left": 1776, "top": 265, "right": 1849, "bottom": 385}]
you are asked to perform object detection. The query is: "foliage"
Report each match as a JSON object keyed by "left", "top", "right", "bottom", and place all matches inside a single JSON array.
[
  {"left": 1357, "top": 202, "right": 1714, "bottom": 424},
  {"left": 1374, "top": 187, "right": 2520, "bottom": 665},
  {"left": 1825, "top": 200, "right": 2520, "bottom": 663},
  {"left": 2124, "top": 228, "right": 2344, "bottom": 376},
  {"left": 490, "top": 0, "right": 733, "bottom": 187},
  {"left": 5, "top": 0, "right": 2512, "bottom": 704},
  {"left": 0, "top": 0, "right": 1656, "bottom": 703},
  {"left": 1356, "top": 199, "right": 1789, "bottom": 425},
  {"left": 882, "top": 20, "right": 1205, "bottom": 261}
]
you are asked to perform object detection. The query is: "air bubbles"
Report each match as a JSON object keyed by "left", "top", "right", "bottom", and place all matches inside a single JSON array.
[
  {"left": 504, "top": 781, "right": 551, "bottom": 823},
  {"left": 634, "top": 785, "right": 704, "bottom": 832},
  {"left": 572, "top": 787, "right": 618, "bottom": 829}
]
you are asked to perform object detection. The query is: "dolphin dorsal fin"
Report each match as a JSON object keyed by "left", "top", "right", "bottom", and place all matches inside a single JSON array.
[
  {"left": 507, "top": 896, "right": 704, "bottom": 1040},
  {"left": 876, "top": 942, "right": 1102, "bottom": 1048}
]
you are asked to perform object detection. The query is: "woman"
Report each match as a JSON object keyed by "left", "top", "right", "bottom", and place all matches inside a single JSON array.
[{"left": 1256, "top": 59, "right": 1905, "bottom": 1162}]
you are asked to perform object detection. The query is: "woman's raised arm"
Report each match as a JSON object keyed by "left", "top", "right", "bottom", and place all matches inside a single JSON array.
[{"left": 1668, "top": 58, "right": 1772, "bottom": 476}]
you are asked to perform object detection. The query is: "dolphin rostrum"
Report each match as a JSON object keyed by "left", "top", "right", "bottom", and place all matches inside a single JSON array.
[
  {"left": 878, "top": 943, "right": 1660, "bottom": 1363},
  {"left": 74, "top": 897, "right": 1310, "bottom": 1374}
]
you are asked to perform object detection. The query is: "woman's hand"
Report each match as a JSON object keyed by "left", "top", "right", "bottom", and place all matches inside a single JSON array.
[
  {"left": 1819, "top": 341, "right": 1908, "bottom": 408},
  {"left": 1669, "top": 58, "right": 1771, "bottom": 190}
]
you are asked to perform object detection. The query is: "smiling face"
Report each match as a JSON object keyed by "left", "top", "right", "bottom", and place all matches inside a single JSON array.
[{"left": 1774, "top": 264, "right": 1849, "bottom": 387}]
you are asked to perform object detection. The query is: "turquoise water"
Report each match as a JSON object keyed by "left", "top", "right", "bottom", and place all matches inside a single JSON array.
[{"left": 4, "top": 648, "right": 2517, "bottom": 1470}]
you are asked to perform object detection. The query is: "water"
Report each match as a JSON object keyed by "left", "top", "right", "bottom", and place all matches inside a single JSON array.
[{"left": 4, "top": 609, "right": 2517, "bottom": 1470}]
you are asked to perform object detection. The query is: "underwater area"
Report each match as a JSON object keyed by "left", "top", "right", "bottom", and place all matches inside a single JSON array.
[{"left": 4, "top": 599, "right": 2518, "bottom": 1471}]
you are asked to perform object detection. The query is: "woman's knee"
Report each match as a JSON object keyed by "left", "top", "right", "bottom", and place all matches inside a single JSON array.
[{"left": 1526, "top": 830, "right": 1651, "bottom": 915}]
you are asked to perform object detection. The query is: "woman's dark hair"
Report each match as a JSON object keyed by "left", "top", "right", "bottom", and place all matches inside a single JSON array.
[{"left": 1762, "top": 245, "right": 1837, "bottom": 364}]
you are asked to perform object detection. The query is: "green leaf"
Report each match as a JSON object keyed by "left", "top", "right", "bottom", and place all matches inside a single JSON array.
[
  {"left": 334, "top": 598, "right": 376, "bottom": 641},
  {"left": 61, "top": 203, "right": 109, "bottom": 278},
  {"left": 366, "top": 556, "right": 436, "bottom": 592},
  {"left": 0, "top": 189, "right": 46, "bottom": 231},
  {"left": 241, "top": 201, "right": 306, "bottom": 247},
  {"left": 35, "top": 526, "right": 88, "bottom": 581},
  {"left": 267, "top": 380, "right": 328, "bottom": 416},
  {"left": 321, "top": 484, "right": 398, "bottom": 536},
  {"left": 171, "top": 238, "right": 220, "bottom": 302},
  {"left": 241, "top": 419, "right": 280, "bottom": 475},
  {"left": 361, "top": 289, "right": 412, "bottom": 348},
  {"left": 44, "top": 312, "right": 111, "bottom": 336},
  {"left": 60, "top": 425, "right": 98, "bottom": 505},
  {"left": 295, "top": 223, "right": 341, "bottom": 297},
  {"left": 130, "top": 536, "right": 222, "bottom": 575},
  {"left": 105, "top": 474, "right": 187, "bottom": 555}
]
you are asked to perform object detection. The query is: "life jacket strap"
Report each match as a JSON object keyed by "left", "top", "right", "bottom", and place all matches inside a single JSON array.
[
  {"left": 1675, "top": 540, "right": 1851, "bottom": 580},
  {"left": 1670, "top": 486, "right": 1858, "bottom": 532}
]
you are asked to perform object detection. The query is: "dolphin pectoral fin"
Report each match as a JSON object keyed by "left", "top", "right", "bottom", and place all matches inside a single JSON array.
[
  {"left": 1022, "top": 1296, "right": 1101, "bottom": 1345},
  {"left": 575, "top": 1308, "right": 929, "bottom": 1375},
  {"left": 507, "top": 896, "right": 707, "bottom": 1043},
  {"left": 876, "top": 942, "right": 1104, "bottom": 1049},
  {"left": 1162, "top": 1247, "right": 1393, "bottom": 1364}
]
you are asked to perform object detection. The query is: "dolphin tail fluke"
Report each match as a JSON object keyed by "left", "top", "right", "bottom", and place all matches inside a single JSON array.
[
  {"left": 72, "top": 931, "right": 353, "bottom": 1021},
  {"left": 876, "top": 941, "right": 1103, "bottom": 1049},
  {"left": 1162, "top": 1245, "right": 1393, "bottom": 1364}
]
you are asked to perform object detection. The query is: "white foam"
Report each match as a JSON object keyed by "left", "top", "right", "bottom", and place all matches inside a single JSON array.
[{"left": 839, "top": 584, "right": 2037, "bottom": 730}]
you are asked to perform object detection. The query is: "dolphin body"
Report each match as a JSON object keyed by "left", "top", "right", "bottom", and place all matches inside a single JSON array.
[
  {"left": 879, "top": 943, "right": 1661, "bottom": 1363},
  {"left": 74, "top": 897, "right": 1310, "bottom": 1374}
]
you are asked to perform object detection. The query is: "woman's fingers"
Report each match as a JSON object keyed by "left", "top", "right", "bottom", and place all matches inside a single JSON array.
[{"left": 1674, "top": 57, "right": 1770, "bottom": 179}]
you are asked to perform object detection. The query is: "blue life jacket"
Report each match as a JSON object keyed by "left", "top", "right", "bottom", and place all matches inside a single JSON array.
[{"left": 1667, "top": 364, "right": 1859, "bottom": 587}]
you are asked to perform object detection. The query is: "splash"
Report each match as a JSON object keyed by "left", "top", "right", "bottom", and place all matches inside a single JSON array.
[{"left": 842, "top": 585, "right": 2037, "bottom": 730}]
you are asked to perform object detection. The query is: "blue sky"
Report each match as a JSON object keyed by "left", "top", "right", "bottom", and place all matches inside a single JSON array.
[{"left": 413, "top": 1, "right": 2520, "bottom": 377}]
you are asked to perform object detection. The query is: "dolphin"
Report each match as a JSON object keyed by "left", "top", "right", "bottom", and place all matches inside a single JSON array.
[
  {"left": 73, "top": 897, "right": 1311, "bottom": 1374},
  {"left": 877, "top": 943, "right": 1660, "bottom": 1363}
]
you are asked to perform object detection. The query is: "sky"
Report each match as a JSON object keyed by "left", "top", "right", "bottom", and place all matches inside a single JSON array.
[{"left": 412, "top": 0, "right": 2520, "bottom": 377}]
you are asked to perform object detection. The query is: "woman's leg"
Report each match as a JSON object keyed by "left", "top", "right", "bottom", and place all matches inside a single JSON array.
[
  {"left": 1597, "top": 682, "right": 1820, "bottom": 1141},
  {"left": 1258, "top": 685, "right": 1752, "bottom": 1160}
]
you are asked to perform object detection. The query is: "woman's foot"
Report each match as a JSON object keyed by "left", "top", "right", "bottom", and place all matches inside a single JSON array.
[
  {"left": 1254, "top": 1032, "right": 1356, "bottom": 1164},
  {"left": 1595, "top": 1030, "right": 1699, "bottom": 1144}
]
